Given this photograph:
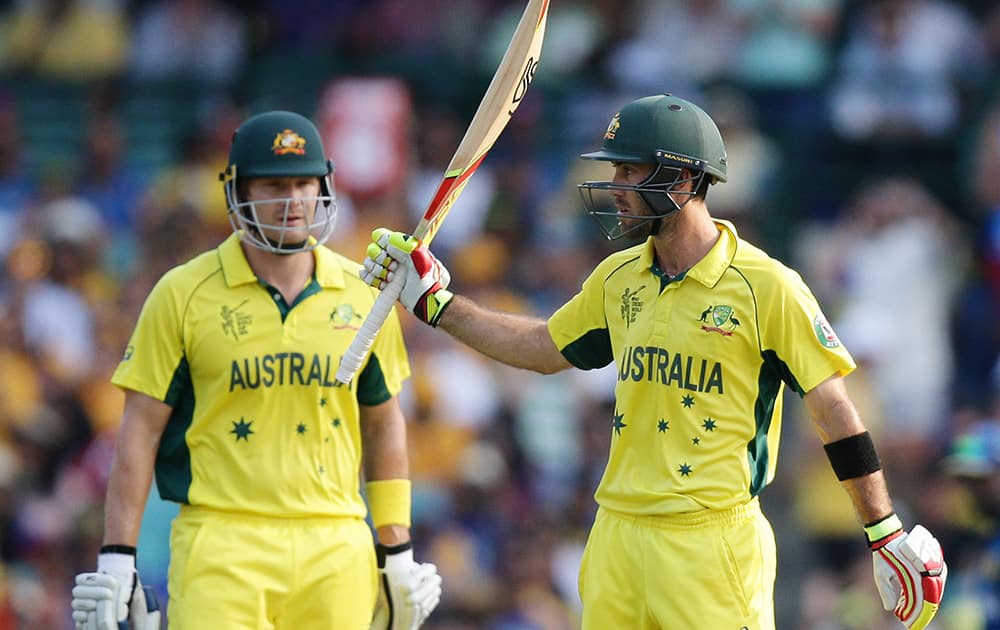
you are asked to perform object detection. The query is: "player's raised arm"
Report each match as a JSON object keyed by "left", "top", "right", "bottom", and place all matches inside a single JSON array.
[
  {"left": 804, "top": 375, "right": 947, "bottom": 630},
  {"left": 359, "top": 229, "right": 572, "bottom": 374}
]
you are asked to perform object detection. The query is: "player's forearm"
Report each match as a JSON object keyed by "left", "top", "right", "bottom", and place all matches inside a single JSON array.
[
  {"left": 103, "top": 419, "right": 159, "bottom": 546},
  {"left": 437, "top": 294, "right": 571, "bottom": 374},
  {"left": 838, "top": 470, "right": 895, "bottom": 525}
]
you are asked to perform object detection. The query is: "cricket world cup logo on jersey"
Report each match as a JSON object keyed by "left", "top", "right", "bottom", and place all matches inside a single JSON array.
[
  {"left": 620, "top": 286, "right": 645, "bottom": 327},
  {"left": 699, "top": 304, "right": 740, "bottom": 336},
  {"left": 221, "top": 300, "right": 253, "bottom": 341}
]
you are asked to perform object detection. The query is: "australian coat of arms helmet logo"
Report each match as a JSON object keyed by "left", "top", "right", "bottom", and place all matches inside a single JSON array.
[{"left": 272, "top": 129, "right": 307, "bottom": 155}]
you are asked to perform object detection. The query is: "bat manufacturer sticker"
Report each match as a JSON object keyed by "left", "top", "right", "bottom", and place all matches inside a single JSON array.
[{"left": 509, "top": 56, "right": 539, "bottom": 115}]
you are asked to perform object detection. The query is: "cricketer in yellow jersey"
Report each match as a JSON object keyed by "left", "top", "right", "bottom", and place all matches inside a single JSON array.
[
  {"left": 70, "top": 111, "right": 441, "bottom": 630},
  {"left": 361, "top": 94, "right": 947, "bottom": 629}
]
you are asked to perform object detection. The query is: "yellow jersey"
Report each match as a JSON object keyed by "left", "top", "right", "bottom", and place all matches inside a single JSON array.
[
  {"left": 548, "top": 220, "right": 854, "bottom": 515},
  {"left": 112, "top": 233, "right": 410, "bottom": 518}
]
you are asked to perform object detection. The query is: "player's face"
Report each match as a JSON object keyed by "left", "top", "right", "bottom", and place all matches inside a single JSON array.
[
  {"left": 610, "top": 162, "right": 656, "bottom": 227},
  {"left": 245, "top": 177, "right": 321, "bottom": 244}
]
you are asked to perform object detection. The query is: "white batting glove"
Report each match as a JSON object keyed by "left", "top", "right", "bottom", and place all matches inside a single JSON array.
[
  {"left": 866, "top": 515, "right": 947, "bottom": 630},
  {"left": 370, "top": 543, "right": 442, "bottom": 630},
  {"left": 361, "top": 228, "right": 454, "bottom": 327},
  {"left": 71, "top": 550, "right": 161, "bottom": 630}
]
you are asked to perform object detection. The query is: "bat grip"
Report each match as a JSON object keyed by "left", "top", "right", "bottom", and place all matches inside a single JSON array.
[{"left": 336, "top": 271, "right": 405, "bottom": 385}]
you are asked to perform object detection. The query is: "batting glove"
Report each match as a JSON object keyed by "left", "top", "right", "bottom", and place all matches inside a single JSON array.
[
  {"left": 370, "top": 542, "right": 442, "bottom": 630},
  {"left": 71, "top": 548, "right": 161, "bottom": 630},
  {"left": 865, "top": 514, "right": 947, "bottom": 630},
  {"left": 360, "top": 228, "right": 453, "bottom": 327}
]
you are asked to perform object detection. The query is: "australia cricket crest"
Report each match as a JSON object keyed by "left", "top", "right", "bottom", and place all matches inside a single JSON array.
[{"left": 699, "top": 304, "right": 740, "bottom": 336}]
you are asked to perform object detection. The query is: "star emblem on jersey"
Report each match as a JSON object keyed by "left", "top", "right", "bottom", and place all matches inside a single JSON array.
[
  {"left": 658, "top": 419, "right": 669, "bottom": 432},
  {"left": 692, "top": 436, "right": 701, "bottom": 445},
  {"left": 331, "top": 418, "right": 341, "bottom": 428},
  {"left": 221, "top": 299, "right": 253, "bottom": 341},
  {"left": 330, "top": 303, "right": 362, "bottom": 331},
  {"left": 678, "top": 463, "right": 693, "bottom": 477},
  {"left": 272, "top": 129, "right": 306, "bottom": 155},
  {"left": 702, "top": 418, "right": 717, "bottom": 432},
  {"left": 231, "top": 418, "right": 254, "bottom": 441},
  {"left": 612, "top": 411, "right": 627, "bottom": 436},
  {"left": 296, "top": 423, "right": 307, "bottom": 435},
  {"left": 681, "top": 395, "right": 695, "bottom": 408},
  {"left": 620, "top": 286, "right": 645, "bottom": 327},
  {"left": 698, "top": 304, "right": 740, "bottom": 336}
]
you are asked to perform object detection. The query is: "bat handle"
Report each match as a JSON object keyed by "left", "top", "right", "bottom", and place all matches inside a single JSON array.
[{"left": 336, "top": 271, "right": 405, "bottom": 385}]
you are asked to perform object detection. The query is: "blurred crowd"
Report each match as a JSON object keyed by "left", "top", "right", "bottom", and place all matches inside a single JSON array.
[{"left": 0, "top": 0, "right": 1000, "bottom": 628}]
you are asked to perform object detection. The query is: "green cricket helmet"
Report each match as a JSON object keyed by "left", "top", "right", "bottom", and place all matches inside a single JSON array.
[
  {"left": 220, "top": 110, "right": 337, "bottom": 253},
  {"left": 577, "top": 94, "right": 727, "bottom": 240}
]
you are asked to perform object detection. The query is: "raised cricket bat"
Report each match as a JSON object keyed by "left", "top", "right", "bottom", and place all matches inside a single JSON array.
[{"left": 336, "top": 0, "right": 550, "bottom": 385}]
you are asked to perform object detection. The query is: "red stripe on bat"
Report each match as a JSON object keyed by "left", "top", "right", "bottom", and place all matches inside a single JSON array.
[
  {"left": 422, "top": 152, "right": 489, "bottom": 222},
  {"left": 538, "top": 0, "right": 549, "bottom": 28}
]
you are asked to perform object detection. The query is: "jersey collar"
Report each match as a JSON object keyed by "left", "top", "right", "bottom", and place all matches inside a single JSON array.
[
  {"left": 218, "top": 232, "right": 346, "bottom": 289},
  {"left": 635, "top": 218, "right": 738, "bottom": 288}
]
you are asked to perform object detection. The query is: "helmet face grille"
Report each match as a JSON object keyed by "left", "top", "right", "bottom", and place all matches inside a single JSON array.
[
  {"left": 577, "top": 164, "right": 704, "bottom": 240},
  {"left": 223, "top": 174, "right": 338, "bottom": 254}
]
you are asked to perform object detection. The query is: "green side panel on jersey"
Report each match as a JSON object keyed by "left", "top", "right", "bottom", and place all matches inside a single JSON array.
[
  {"left": 747, "top": 350, "right": 786, "bottom": 496},
  {"left": 157, "top": 357, "right": 195, "bottom": 503},
  {"left": 561, "top": 328, "right": 613, "bottom": 370},
  {"left": 357, "top": 353, "right": 391, "bottom": 406}
]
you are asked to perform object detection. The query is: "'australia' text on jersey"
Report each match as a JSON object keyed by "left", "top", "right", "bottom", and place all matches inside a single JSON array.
[
  {"left": 230, "top": 352, "right": 339, "bottom": 391},
  {"left": 619, "top": 345, "right": 724, "bottom": 394}
]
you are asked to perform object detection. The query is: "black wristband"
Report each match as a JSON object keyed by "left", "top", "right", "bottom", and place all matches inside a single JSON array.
[
  {"left": 99, "top": 544, "right": 137, "bottom": 556},
  {"left": 375, "top": 541, "right": 412, "bottom": 568},
  {"left": 823, "top": 431, "right": 882, "bottom": 481}
]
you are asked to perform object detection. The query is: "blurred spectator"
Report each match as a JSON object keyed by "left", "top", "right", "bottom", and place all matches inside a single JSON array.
[
  {"left": 146, "top": 97, "right": 243, "bottom": 234},
  {"left": 0, "top": 94, "right": 37, "bottom": 258},
  {"left": 17, "top": 197, "right": 104, "bottom": 388},
  {"left": 408, "top": 108, "right": 497, "bottom": 259},
  {"left": 729, "top": 0, "right": 843, "bottom": 89},
  {"left": 0, "top": 0, "right": 129, "bottom": 81},
  {"left": 75, "top": 110, "right": 149, "bottom": 234},
  {"left": 940, "top": 419, "right": 1000, "bottom": 629},
  {"left": 129, "top": 0, "right": 248, "bottom": 86},
  {"left": 605, "top": 0, "right": 742, "bottom": 93},
  {"left": 699, "top": 86, "right": 782, "bottom": 240},
  {"left": 796, "top": 178, "right": 967, "bottom": 456},
  {"left": 829, "top": 0, "right": 986, "bottom": 143}
]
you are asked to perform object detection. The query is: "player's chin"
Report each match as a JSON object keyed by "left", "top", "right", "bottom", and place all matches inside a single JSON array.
[{"left": 263, "top": 227, "right": 310, "bottom": 246}]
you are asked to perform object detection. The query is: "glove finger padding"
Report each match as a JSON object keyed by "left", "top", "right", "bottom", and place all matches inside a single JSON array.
[
  {"left": 408, "top": 563, "right": 442, "bottom": 604},
  {"left": 72, "top": 573, "right": 120, "bottom": 630},
  {"left": 364, "top": 228, "right": 453, "bottom": 327},
  {"left": 361, "top": 256, "right": 393, "bottom": 290},
  {"left": 373, "top": 547, "right": 443, "bottom": 630},
  {"left": 871, "top": 524, "right": 947, "bottom": 629}
]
